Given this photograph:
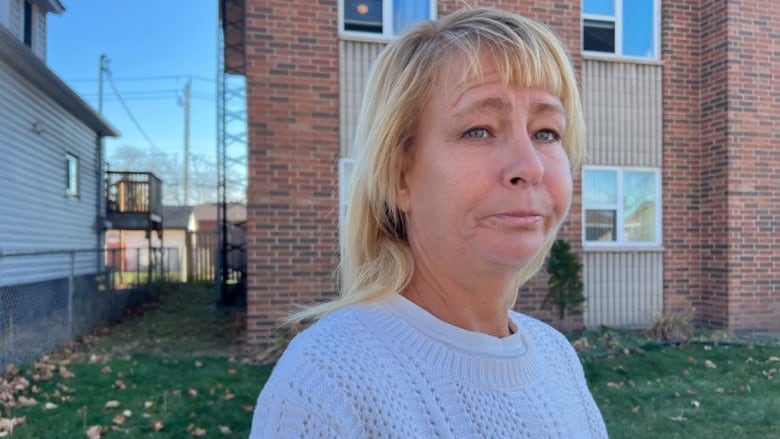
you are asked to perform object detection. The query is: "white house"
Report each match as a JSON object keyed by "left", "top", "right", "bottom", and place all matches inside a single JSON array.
[{"left": 0, "top": 0, "right": 118, "bottom": 286}]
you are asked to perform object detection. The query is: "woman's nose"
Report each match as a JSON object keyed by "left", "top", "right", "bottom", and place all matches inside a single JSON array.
[{"left": 502, "top": 132, "right": 544, "bottom": 187}]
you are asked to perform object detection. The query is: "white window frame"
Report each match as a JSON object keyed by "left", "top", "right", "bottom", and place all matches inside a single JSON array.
[
  {"left": 338, "top": 0, "right": 437, "bottom": 42},
  {"left": 338, "top": 157, "right": 354, "bottom": 239},
  {"left": 582, "top": 166, "right": 662, "bottom": 249},
  {"left": 66, "top": 153, "right": 79, "bottom": 198},
  {"left": 581, "top": 0, "right": 661, "bottom": 61}
]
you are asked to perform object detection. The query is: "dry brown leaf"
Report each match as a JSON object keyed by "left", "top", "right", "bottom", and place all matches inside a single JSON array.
[
  {"left": 606, "top": 381, "right": 622, "bottom": 388},
  {"left": 631, "top": 406, "right": 640, "bottom": 413},
  {"left": 768, "top": 356, "right": 780, "bottom": 363},
  {"left": 122, "top": 410, "right": 132, "bottom": 418},
  {"left": 17, "top": 396, "right": 37, "bottom": 406},
  {"left": 85, "top": 425, "right": 103, "bottom": 439},
  {"left": 705, "top": 359, "right": 717, "bottom": 369},
  {"left": 142, "top": 413, "right": 151, "bottom": 419},
  {"left": 228, "top": 369, "right": 237, "bottom": 376},
  {"left": 194, "top": 361, "right": 203, "bottom": 368},
  {"left": 144, "top": 401, "right": 154, "bottom": 409},
  {"left": 219, "top": 425, "right": 232, "bottom": 435},
  {"left": 112, "top": 414, "right": 126, "bottom": 425},
  {"left": 691, "top": 400, "right": 700, "bottom": 408},
  {"left": 150, "top": 421, "right": 164, "bottom": 432},
  {"left": 59, "top": 366, "right": 75, "bottom": 379},
  {"left": 101, "top": 366, "right": 112, "bottom": 374},
  {"left": 44, "top": 402, "right": 58, "bottom": 410},
  {"left": 0, "top": 416, "right": 26, "bottom": 436},
  {"left": 188, "top": 388, "right": 198, "bottom": 397},
  {"left": 241, "top": 404, "right": 254, "bottom": 413},
  {"left": 114, "top": 380, "right": 127, "bottom": 390},
  {"left": 104, "top": 400, "right": 120, "bottom": 409},
  {"left": 222, "top": 390, "right": 235, "bottom": 401},
  {"left": 192, "top": 427, "right": 207, "bottom": 437}
]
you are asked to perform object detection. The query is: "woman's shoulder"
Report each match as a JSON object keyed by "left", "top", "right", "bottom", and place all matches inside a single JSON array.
[{"left": 509, "top": 311, "right": 577, "bottom": 357}]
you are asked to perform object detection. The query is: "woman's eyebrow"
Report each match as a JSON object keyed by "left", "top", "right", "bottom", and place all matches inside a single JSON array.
[
  {"left": 451, "top": 96, "right": 513, "bottom": 118},
  {"left": 529, "top": 101, "right": 565, "bottom": 118}
]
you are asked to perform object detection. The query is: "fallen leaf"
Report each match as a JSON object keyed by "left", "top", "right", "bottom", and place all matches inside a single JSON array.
[
  {"left": 17, "top": 396, "right": 36, "bottom": 406},
  {"left": 114, "top": 380, "right": 127, "bottom": 390},
  {"left": 194, "top": 361, "right": 203, "bottom": 368},
  {"left": 192, "top": 427, "right": 207, "bottom": 437},
  {"left": 44, "top": 402, "right": 58, "bottom": 410},
  {"left": 219, "top": 425, "right": 232, "bottom": 435},
  {"left": 704, "top": 359, "right": 717, "bottom": 369},
  {"left": 59, "top": 366, "right": 75, "bottom": 379},
  {"left": 631, "top": 406, "right": 640, "bottom": 414},
  {"left": 101, "top": 366, "right": 112, "bottom": 374},
  {"left": 241, "top": 404, "right": 254, "bottom": 413},
  {"left": 715, "top": 387, "right": 724, "bottom": 393},
  {"left": 142, "top": 413, "right": 152, "bottom": 419},
  {"left": 606, "top": 381, "right": 622, "bottom": 388},
  {"left": 85, "top": 425, "right": 103, "bottom": 439},
  {"left": 144, "top": 401, "right": 154, "bottom": 409},
  {"left": 768, "top": 356, "right": 780, "bottom": 363},
  {"left": 0, "top": 417, "right": 25, "bottom": 436},
  {"left": 122, "top": 410, "right": 132, "bottom": 417},
  {"left": 113, "top": 414, "right": 126, "bottom": 425},
  {"left": 150, "top": 421, "right": 164, "bottom": 432},
  {"left": 703, "top": 345, "right": 712, "bottom": 351},
  {"left": 188, "top": 388, "right": 198, "bottom": 397},
  {"left": 222, "top": 390, "right": 235, "bottom": 401},
  {"left": 104, "top": 400, "right": 121, "bottom": 409},
  {"left": 228, "top": 369, "right": 237, "bottom": 376},
  {"left": 668, "top": 412, "right": 687, "bottom": 422},
  {"left": 690, "top": 400, "right": 700, "bottom": 408}
]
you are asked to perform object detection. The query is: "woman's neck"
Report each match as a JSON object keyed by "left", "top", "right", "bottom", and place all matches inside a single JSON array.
[{"left": 402, "top": 269, "right": 514, "bottom": 338}]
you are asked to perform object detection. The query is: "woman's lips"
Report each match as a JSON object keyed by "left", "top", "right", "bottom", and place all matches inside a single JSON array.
[{"left": 489, "top": 212, "right": 545, "bottom": 227}]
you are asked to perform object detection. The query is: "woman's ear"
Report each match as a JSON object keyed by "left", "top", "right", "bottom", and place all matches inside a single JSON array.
[{"left": 396, "top": 148, "right": 412, "bottom": 213}]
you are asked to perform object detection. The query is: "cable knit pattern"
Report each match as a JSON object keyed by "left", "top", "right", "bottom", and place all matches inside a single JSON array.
[{"left": 251, "top": 294, "right": 607, "bottom": 438}]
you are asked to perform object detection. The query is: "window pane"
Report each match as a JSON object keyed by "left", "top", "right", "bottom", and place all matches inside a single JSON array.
[
  {"left": 585, "top": 210, "right": 616, "bottom": 242},
  {"left": 583, "top": 20, "right": 615, "bottom": 53},
  {"left": 393, "top": 0, "right": 429, "bottom": 35},
  {"left": 623, "top": 171, "right": 656, "bottom": 242},
  {"left": 583, "top": 0, "right": 614, "bottom": 16},
  {"left": 583, "top": 169, "right": 617, "bottom": 205},
  {"left": 344, "top": 0, "right": 383, "bottom": 33},
  {"left": 622, "top": 0, "right": 655, "bottom": 58}
]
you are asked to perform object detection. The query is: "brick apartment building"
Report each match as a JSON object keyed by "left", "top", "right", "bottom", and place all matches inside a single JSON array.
[{"left": 227, "top": 0, "right": 780, "bottom": 345}]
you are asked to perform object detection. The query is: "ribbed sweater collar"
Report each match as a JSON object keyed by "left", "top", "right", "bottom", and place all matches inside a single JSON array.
[{"left": 356, "top": 294, "right": 545, "bottom": 390}]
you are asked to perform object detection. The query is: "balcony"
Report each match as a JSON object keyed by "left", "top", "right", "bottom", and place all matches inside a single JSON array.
[{"left": 106, "top": 171, "right": 163, "bottom": 233}]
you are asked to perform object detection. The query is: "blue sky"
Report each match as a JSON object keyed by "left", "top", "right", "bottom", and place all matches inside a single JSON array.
[{"left": 47, "top": 1, "right": 217, "bottom": 161}]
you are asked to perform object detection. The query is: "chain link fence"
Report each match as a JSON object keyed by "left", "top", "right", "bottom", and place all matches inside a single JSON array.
[{"left": 0, "top": 247, "right": 180, "bottom": 370}]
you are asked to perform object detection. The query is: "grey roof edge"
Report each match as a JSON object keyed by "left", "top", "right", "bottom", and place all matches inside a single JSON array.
[
  {"left": 0, "top": 26, "right": 119, "bottom": 138},
  {"left": 41, "top": 0, "right": 65, "bottom": 14}
]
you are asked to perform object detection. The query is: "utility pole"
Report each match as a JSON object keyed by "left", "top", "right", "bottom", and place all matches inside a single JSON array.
[
  {"left": 98, "top": 54, "right": 108, "bottom": 114},
  {"left": 183, "top": 76, "right": 191, "bottom": 205}
]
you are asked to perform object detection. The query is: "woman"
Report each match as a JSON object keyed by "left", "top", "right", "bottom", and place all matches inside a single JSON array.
[{"left": 251, "top": 7, "right": 607, "bottom": 438}]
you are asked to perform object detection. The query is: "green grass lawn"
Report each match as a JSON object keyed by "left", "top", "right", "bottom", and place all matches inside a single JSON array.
[
  {"left": 3, "top": 285, "right": 779, "bottom": 438},
  {"left": 581, "top": 334, "right": 780, "bottom": 438},
  {"left": 0, "top": 284, "right": 271, "bottom": 438}
]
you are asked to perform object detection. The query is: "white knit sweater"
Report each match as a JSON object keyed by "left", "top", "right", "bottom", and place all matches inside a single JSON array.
[{"left": 250, "top": 294, "right": 607, "bottom": 438}]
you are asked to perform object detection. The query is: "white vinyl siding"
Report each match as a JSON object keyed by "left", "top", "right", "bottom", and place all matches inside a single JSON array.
[{"left": 0, "top": 58, "right": 100, "bottom": 284}]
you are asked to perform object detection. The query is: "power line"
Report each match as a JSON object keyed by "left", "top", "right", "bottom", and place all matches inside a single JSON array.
[
  {"left": 105, "top": 72, "right": 164, "bottom": 155},
  {"left": 68, "top": 74, "right": 215, "bottom": 83}
]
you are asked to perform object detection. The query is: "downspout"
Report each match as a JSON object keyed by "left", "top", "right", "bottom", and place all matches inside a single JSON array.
[{"left": 96, "top": 132, "right": 105, "bottom": 272}]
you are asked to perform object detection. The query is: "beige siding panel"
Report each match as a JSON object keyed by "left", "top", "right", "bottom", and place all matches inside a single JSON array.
[
  {"left": 339, "top": 40, "right": 386, "bottom": 158},
  {"left": 582, "top": 60, "right": 663, "bottom": 167},
  {"left": 583, "top": 250, "right": 664, "bottom": 328}
]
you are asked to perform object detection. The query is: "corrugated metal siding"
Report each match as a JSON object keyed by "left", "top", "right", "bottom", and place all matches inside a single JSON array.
[
  {"left": 582, "top": 60, "right": 664, "bottom": 328},
  {"left": 339, "top": 40, "right": 385, "bottom": 158},
  {"left": 0, "top": 58, "right": 100, "bottom": 285},
  {"left": 582, "top": 60, "right": 663, "bottom": 167},
  {"left": 584, "top": 250, "right": 664, "bottom": 327}
]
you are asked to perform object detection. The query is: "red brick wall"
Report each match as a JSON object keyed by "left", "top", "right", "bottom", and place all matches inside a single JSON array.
[
  {"left": 697, "top": 0, "right": 731, "bottom": 327},
  {"left": 244, "top": 0, "right": 340, "bottom": 345},
  {"left": 724, "top": 0, "right": 780, "bottom": 331}
]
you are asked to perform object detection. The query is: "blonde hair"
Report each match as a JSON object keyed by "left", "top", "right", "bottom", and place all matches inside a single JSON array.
[{"left": 292, "top": 7, "right": 585, "bottom": 321}]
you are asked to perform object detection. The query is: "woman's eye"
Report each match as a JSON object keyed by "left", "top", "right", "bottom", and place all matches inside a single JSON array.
[
  {"left": 533, "top": 129, "right": 560, "bottom": 142},
  {"left": 463, "top": 127, "right": 490, "bottom": 139}
]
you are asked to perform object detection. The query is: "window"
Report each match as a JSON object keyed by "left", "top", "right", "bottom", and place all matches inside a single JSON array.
[
  {"left": 66, "top": 153, "right": 79, "bottom": 198},
  {"left": 582, "top": 0, "right": 659, "bottom": 60},
  {"left": 340, "top": 0, "right": 436, "bottom": 39},
  {"left": 22, "top": 0, "right": 33, "bottom": 47},
  {"left": 583, "top": 167, "right": 661, "bottom": 247}
]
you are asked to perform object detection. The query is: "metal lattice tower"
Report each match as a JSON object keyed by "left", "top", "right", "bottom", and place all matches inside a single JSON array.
[{"left": 216, "top": 0, "right": 247, "bottom": 306}]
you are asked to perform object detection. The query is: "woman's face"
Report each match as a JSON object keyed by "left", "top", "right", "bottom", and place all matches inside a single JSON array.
[{"left": 396, "top": 57, "right": 573, "bottom": 277}]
